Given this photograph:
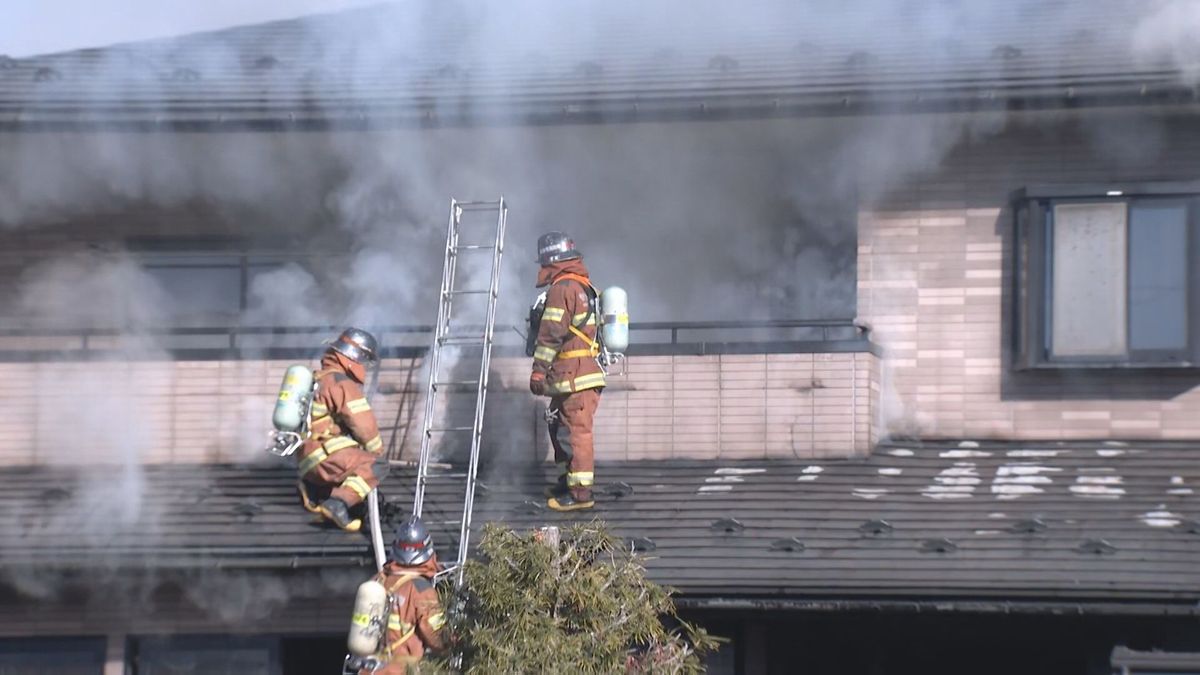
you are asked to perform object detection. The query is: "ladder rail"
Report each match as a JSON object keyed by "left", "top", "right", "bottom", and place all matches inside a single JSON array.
[
  {"left": 414, "top": 200, "right": 462, "bottom": 517},
  {"left": 455, "top": 197, "right": 506, "bottom": 586}
]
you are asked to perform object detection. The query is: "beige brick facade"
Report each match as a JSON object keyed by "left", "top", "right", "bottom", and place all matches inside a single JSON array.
[
  {"left": 0, "top": 351, "right": 877, "bottom": 467},
  {"left": 859, "top": 205, "right": 1200, "bottom": 440}
]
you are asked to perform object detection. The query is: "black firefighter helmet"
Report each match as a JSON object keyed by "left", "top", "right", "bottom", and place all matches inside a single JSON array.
[
  {"left": 536, "top": 231, "right": 581, "bottom": 265},
  {"left": 327, "top": 327, "right": 379, "bottom": 365},
  {"left": 391, "top": 515, "right": 435, "bottom": 566}
]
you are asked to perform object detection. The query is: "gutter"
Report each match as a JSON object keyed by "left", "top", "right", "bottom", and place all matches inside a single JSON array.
[{"left": 675, "top": 596, "right": 1200, "bottom": 617}]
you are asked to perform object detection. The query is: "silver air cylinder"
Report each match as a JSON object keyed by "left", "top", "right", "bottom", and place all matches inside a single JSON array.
[
  {"left": 347, "top": 580, "right": 388, "bottom": 657},
  {"left": 600, "top": 286, "right": 629, "bottom": 353},
  {"left": 272, "top": 364, "right": 314, "bottom": 433}
]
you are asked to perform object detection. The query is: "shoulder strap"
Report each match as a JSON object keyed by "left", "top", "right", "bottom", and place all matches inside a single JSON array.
[{"left": 387, "top": 572, "right": 421, "bottom": 594}]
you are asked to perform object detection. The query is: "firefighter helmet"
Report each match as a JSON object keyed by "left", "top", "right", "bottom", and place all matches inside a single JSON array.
[
  {"left": 536, "top": 231, "right": 581, "bottom": 264},
  {"left": 391, "top": 515, "right": 434, "bottom": 566},
  {"left": 327, "top": 327, "right": 379, "bottom": 364}
]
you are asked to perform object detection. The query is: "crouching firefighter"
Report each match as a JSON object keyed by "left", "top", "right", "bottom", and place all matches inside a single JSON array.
[
  {"left": 345, "top": 516, "right": 447, "bottom": 674},
  {"left": 297, "top": 327, "right": 389, "bottom": 532},
  {"left": 529, "top": 231, "right": 605, "bottom": 512}
]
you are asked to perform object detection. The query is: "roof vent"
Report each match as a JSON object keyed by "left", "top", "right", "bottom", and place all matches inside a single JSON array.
[
  {"left": 511, "top": 500, "right": 544, "bottom": 515},
  {"left": 251, "top": 55, "right": 279, "bottom": 71},
  {"left": 574, "top": 61, "right": 603, "bottom": 78},
  {"left": 599, "top": 482, "right": 633, "bottom": 499},
  {"left": 710, "top": 517, "right": 745, "bottom": 534},
  {"left": 46, "top": 487, "right": 72, "bottom": 502},
  {"left": 1009, "top": 517, "right": 1047, "bottom": 535},
  {"left": 627, "top": 537, "right": 656, "bottom": 553},
  {"left": 233, "top": 500, "right": 263, "bottom": 520},
  {"left": 435, "top": 64, "right": 462, "bottom": 80},
  {"left": 770, "top": 537, "right": 805, "bottom": 553},
  {"left": 167, "top": 67, "right": 200, "bottom": 82},
  {"left": 920, "top": 538, "right": 958, "bottom": 554},
  {"left": 1174, "top": 519, "right": 1200, "bottom": 535},
  {"left": 1077, "top": 539, "right": 1117, "bottom": 555},
  {"left": 845, "top": 51, "right": 878, "bottom": 68},
  {"left": 859, "top": 519, "right": 893, "bottom": 536},
  {"left": 33, "top": 66, "right": 61, "bottom": 82},
  {"left": 992, "top": 45, "right": 1023, "bottom": 60},
  {"left": 708, "top": 55, "right": 739, "bottom": 73}
]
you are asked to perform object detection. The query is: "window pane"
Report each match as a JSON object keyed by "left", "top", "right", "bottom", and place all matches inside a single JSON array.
[
  {"left": 1129, "top": 202, "right": 1189, "bottom": 352},
  {"left": 137, "top": 638, "right": 276, "bottom": 675},
  {"left": 0, "top": 637, "right": 104, "bottom": 675},
  {"left": 1051, "top": 202, "right": 1127, "bottom": 358},
  {"left": 143, "top": 255, "right": 242, "bottom": 326}
]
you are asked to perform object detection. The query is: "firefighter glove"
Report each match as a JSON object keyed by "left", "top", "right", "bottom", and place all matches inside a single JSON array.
[{"left": 529, "top": 371, "right": 547, "bottom": 397}]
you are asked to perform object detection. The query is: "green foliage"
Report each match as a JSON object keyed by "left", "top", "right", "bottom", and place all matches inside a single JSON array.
[{"left": 430, "top": 521, "right": 719, "bottom": 673}]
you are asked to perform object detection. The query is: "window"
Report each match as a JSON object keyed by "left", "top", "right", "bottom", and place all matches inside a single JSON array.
[
  {"left": 0, "top": 637, "right": 105, "bottom": 675},
  {"left": 1013, "top": 183, "right": 1199, "bottom": 369},
  {"left": 136, "top": 250, "right": 294, "bottom": 327},
  {"left": 134, "top": 636, "right": 280, "bottom": 675}
]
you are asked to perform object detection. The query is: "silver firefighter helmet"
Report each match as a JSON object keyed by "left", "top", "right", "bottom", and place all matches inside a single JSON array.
[
  {"left": 536, "top": 231, "right": 581, "bottom": 265},
  {"left": 327, "top": 327, "right": 379, "bottom": 365},
  {"left": 391, "top": 515, "right": 434, "bottom": 566}
]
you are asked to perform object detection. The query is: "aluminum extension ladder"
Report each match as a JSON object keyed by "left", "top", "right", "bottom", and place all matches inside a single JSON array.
[{"left": 412, "top": 197, "right": 507, "bottom": 586}]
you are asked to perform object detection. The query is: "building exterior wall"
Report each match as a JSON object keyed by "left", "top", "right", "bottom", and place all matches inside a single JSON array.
[
  {"left": 858, "top": 110, "right": 1200, "bottom": 441},
  {"left": 0, "top": 351, "right": 877, "bottom": 468}
]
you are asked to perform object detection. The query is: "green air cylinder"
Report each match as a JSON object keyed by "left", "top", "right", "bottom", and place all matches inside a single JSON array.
[{"left": 272, "top": 364, "right": 314, "bottom": 432}]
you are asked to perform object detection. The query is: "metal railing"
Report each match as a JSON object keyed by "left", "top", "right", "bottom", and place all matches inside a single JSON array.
[{"left": 0, "top": 319, "right": 872, "bottom": 360}]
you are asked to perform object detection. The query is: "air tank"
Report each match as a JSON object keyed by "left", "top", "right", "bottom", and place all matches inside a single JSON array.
[
  {"left": 347, "top": 580, "right": 388, "bottom": 657},
  {"left": 272, "top": 364, "right": 313, "bottom": 433},
  {"left": 600, "top": 286, "right": 629, "bottom": 353}
]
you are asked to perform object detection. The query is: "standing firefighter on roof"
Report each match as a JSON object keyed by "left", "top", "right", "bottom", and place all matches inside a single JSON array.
[
  {"left": 529, "top": 232, "right": 605, "bottom": 512},
  {"left": 297, "top": 327, "right": 389, "bottom": 532}
]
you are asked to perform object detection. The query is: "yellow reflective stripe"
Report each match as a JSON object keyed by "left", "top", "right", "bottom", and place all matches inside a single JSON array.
[
  {"left": 567, "top": 471, "right": 594, "bottom": 487},
  {"left": 365, "top": 436, "right": 383, "bottom": 453},
  {"left": 298, "top": 436, "right": 358, "bottom": 475},
  {"left": 533, "top": 345, "right": 558, "bottom": 362},
  {"left": 310, "top": 415, "right": 331, "bottom": 426},
  {"left": 298, "top": 449, "right": 329, "bottom": 475},
  {"left": 344, "top": 475, "right": 372, "bottom": 499},
  {"left": 311, "top": 403, "right": 329, "bottom": 416},
  {"left": 428, "top": 612, "right": 446, "bottom": 631},
  {"left": 567, "top": 324, "right": 600, "bottom": 352},
  {"left": 550, "top": 380, "right": 574, "bottom": 393},
  {"left": 572, "top": 312, "right": 597, "bottom": 326},
  {"left": 541, "top": 307, "right": 566, "bottom": 322},
  {"left": 323, "top": 436, "right": 358, "bottom": 453},
  {"left": 573, "top": 372, "right": 606, "bottom": 390},
  {"left": 346, "top": 398, "right": 371, "bottom": 414},
  {"left": 556, "top": 349, "right": 594, "bottom": 360},
  {"left": 387, "top": 614, "right": 404, "bottom": 630},
  {"left": 352, "top": 613, "right": 372, "bottom": 627}
]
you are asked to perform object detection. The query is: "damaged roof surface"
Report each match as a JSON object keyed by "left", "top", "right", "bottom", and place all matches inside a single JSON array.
[
  {"left": 0, "top": 0, "right": 1196, "bottom": 127},
  {"left": 2, "top": 441, "right": 1198, "bottom": 612}
]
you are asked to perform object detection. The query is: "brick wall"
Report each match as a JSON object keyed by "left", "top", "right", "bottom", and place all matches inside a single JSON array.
[
  {"left": 0, "top": 350, "right": 877, "bottom": 467},
  {"left": 858, "top": 112, "right": 1200, "bottom": 440}
]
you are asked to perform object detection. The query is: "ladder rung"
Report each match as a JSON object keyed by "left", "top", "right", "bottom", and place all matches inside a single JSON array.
[
  {"left": 456, "top": 202, "right": 502, "bottom": 211},
  {"left": 438, "top": 335, "right": 487, "bottom": 345},
  {"left": 444, "top": 289, "right": 492, "bottom": 295},
  {"left": 427, "top": 426, "right": 476, "bottom": 433},
  {"left": 433, "top": 380, "right": 480, "bottom": 388},
  {"left": 452, "top": 244, "right": 497, "bottom": 251}
]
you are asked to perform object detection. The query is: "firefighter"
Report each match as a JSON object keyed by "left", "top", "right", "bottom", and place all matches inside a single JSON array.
[
  {"left": 529, "top": 231, "right": 604, "bottom": 512},
  {"left": 363, "top": 516, "right": 447, "bottom": 673},
  {"left": 297, "top": 327, "right": 388, "bottom": 532}
]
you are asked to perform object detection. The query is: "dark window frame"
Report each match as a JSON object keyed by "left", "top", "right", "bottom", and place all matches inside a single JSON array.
[
  {"left": 132, "top": 634, "right": 282, "bottom": 675},
  {"left": 1012, "top": 181, "right": 1200, "bottom": 370}
]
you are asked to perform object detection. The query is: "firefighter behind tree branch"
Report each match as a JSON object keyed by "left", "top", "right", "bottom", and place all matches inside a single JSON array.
[
  {"left": 297, "top": 328, "right": 389, "bottom": 531},
  {"left": 529, "top": 232, "right": 605, "bottom": 512}
]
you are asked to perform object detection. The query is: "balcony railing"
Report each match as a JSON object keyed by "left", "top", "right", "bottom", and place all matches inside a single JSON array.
[{"left": 0, "top": 319, "right": 871, "bottom": 361}]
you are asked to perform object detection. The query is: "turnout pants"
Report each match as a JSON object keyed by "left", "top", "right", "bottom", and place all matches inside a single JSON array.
[
  {"left": 548, "top": 388, "right": 601, "bottom": 498},
  {"left": 299, "top": 446, "right": 385, "bottom": 508}
]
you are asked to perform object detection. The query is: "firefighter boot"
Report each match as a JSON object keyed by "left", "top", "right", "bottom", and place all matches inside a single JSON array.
[
  {"left": 548, "top": 487, "right": 594, "bottom": 512},
  {"left": 297, "top": 481, "right": 322, "bottom": 514},
  {"left": 318, "top": 497, "right": 362, "bottom": 532},
  {"left": 543, "top": 474, "right": 569, "bottom": 499}
]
